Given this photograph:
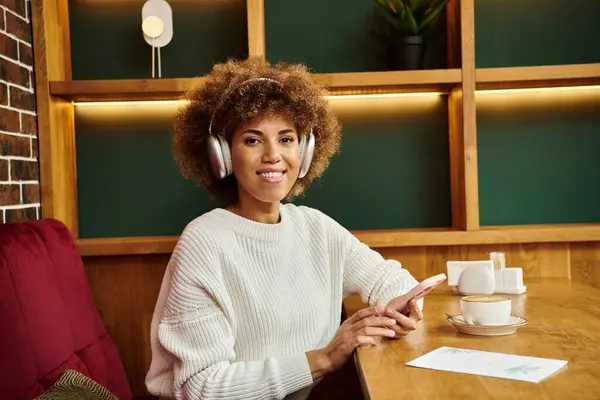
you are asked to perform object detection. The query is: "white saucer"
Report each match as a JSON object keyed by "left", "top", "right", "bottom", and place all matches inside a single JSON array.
[{"left": 446, "top": 314, "right": 528, "bottom": 336}]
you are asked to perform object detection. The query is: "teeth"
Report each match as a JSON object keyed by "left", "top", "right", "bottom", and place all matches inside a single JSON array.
[{"left": 260, "top": 172, "right": 283, "bottom": 178}]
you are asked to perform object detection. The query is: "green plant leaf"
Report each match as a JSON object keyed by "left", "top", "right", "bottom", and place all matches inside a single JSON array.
[
  {"left": 391, "top": 0, "right": 408, "bottom": 21},
  {"left": 375, "top": 0, "right": 408, "bottom": 33},
  {"left": 391, "top": 0, "right": 411, "bottom": 16},
  {"left": 405, "top": 5, "right": 419, "bottom": 35},
  {"left": 373, "top": 0, "right": 436, "bottom": 35},
  {"left": 417, "top": 0, "right": 449, "bottom": 34},
  {"left": 374, "top": 0, "right": 397, "bottom": 17},
  {"left": 398, "top": 1, "right": 420, "bottom": 34},
  {"left": 384, "top": 0, "right": 398, "bottom": 14},
  {"left": 373, "top": 0, "right": 404, "bottom": 31}
]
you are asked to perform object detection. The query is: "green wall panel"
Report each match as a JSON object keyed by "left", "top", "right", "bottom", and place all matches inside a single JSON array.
[
  {"left": 295, "top": 96, "right": 451, "bottom": 230},
  {"left": 75, "top": 96, "right": 450, "bottom": 238},
  {"left": 264, "top": 0, "right": 447, "bottom": 73},
  {"left": 75, "top": 104, "right": 219, "bottom": 238},
  {"left": 68, "top": 0, "right": 248, "bottom": 80},
  {"left": 477, "top": 91, "right": 600, "bottom": 226},
  {"left": 475, "top": 0, "right": 600, "bottom": 68}
]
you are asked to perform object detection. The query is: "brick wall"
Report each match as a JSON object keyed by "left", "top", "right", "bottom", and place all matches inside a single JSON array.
[{"left": 0, "top": 0, "right": 40, "bottom": 224}]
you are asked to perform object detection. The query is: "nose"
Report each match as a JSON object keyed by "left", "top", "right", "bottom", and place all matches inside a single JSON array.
[{"left": 261, "top": 140, "right": 282, "bottom": 163}]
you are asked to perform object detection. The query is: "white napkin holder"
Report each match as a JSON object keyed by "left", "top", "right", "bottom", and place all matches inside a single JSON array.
[
  {"left": 446, "top": 260, "right": 526, "bottom": 295},
  {"left": 494, "top": 267, "right": 527, "bottom": 294}
]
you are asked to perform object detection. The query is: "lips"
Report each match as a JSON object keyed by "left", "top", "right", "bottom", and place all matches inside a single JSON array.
[{"left": 257, "top": 169, "right": 286, "bottom": 183}]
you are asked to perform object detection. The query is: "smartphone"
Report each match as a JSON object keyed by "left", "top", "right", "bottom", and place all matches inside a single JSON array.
[
  {"left": 407, "top": 273, "right": 447, "bottom": 301},
  {"left": 391, "top": 273, "right": 447, "bottom": 310}
]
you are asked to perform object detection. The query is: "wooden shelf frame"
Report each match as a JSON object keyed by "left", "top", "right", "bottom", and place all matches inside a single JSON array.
[
  {"left": 32, "top": 0, "right": 78, "bottom": 235},
  {"left": 76, "top": 223, "right": 600, "bottom": 257},
  {"left": 49, "top": 69, "right": 462, "bottom": 102},
  {"left": 49, "top": 77, "right": 206, "bottom": 102},
  {"left": 32, "top": 0, "right": 600, "bottom": 255},
  {"left": 476, "top": 63, "right": 600, "bottom": 91},
  {"left": 47, "top": 63, "right": 600, "bottom": 102}
]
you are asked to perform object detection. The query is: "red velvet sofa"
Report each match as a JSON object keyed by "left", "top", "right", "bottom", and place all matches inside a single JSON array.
[{"left": 0, "top": 218, "right": 154, "bottom": 400}]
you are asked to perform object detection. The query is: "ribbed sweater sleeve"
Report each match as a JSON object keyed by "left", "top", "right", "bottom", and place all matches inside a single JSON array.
[
  {"left": 321, "top": 211, "right": 421, "bottom": 307},
  {"left": 343, "top": 236, "right": 421, "bottom": 308},
  {"left": 151, "top": 229, "right": 314, "bottom": 399}
]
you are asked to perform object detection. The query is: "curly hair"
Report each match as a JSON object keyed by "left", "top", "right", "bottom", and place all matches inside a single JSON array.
[{"left": 173, "top": 58, "right": 342, "bottom": 205}]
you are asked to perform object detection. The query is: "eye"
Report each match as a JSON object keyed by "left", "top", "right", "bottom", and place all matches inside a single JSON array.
[
  {"left": 244, "top": 137, "right": 260, "bottom": 145},
  {"left": 280, "top": 136, "right": 295, "bottom": 144}
]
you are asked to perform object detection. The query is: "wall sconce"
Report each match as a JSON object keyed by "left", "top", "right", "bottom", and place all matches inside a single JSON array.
[{"left": 142, "top": 0, "right": 173, "bottom": 78}]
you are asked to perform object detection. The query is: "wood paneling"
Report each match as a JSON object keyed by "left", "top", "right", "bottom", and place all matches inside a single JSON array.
[
  {"left": 375, "top": 242, "right": 572, "bottom": 280},
  {"left": 571, "top": 242, "right": 600, "bottom": 289},
  {"left": 83, "top": 255, "right": 169, "bottom": 396},
  {"left": 82, "top": 241, "right": 599, "bottom": 396}
]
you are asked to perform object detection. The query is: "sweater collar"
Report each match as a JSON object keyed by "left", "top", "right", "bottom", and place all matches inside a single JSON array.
[{"left": 213, "top": 203, "right": 289, "bottom": 241}]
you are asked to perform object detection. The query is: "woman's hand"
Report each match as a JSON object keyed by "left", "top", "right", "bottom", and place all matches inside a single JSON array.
[
  {"left": 306, "top": 305, "right": 397, "bottom": 380},
  {"left": 383, "top": 297, "right": 424, "bottom": 339}
]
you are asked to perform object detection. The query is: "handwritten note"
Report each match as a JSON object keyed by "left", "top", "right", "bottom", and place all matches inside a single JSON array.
[{"left": 406, "top": 347, "right": 568, "bottom": 383}]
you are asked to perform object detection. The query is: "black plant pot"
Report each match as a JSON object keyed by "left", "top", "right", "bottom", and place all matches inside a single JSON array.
[{"left": 388, "top": 35, "right": 424, "bottom": 70}]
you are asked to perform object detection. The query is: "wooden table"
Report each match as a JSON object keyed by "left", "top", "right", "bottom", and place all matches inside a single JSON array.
[{"left": 345, "top": 279, "right": 600, "bottom": 400}]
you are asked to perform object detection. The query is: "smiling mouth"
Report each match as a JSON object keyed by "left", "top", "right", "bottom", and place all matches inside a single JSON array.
[{"left": 257, "top": 170, "right": 286, "bottom": 182}]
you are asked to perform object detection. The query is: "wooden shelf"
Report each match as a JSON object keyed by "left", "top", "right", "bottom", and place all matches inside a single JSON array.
[
  {"left": 49, "top": 63, "right": 600, "bottom": 102},
  {"left": 311, "top": 69, "right": 461, "bottom": 95},
  {"left": 76, "top": 223, "right": 600, "bottom": 256},
  {"left": 49, "top": 69, "right": 461, "bottom": 102},
  {"left": 49, "top": 77, "right": 206, "bottom": 102},
  {"left": 476, "top": 63, "right": 600, "bottom": 90},
  {"left": 77, "top": 235, "right": 178, "bottom": 256},
  {"left": 358, "top": 223, "right": 600, "bottom": 248}
]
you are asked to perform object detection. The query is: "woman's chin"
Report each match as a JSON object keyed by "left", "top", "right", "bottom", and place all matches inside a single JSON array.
[
  {"left": 250, "top": 187, "right": 292, "bottom": 204},
  {"left": 254, "top": 193, "right": 288, "bottom": 204}
]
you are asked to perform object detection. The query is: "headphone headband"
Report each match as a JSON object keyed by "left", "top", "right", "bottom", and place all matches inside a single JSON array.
[{"left": 208, "top": 77, "right": 283, "bottom": 136}]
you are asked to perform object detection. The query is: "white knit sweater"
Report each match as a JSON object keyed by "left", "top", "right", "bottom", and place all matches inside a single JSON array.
[{"left": 145, "top": 203, "right": 420, "bottom": 399}]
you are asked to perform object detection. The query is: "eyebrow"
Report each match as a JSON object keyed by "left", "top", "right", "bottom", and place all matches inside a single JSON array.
[{"left": 241, "top": 128, "right": 296, "bottom": 135}]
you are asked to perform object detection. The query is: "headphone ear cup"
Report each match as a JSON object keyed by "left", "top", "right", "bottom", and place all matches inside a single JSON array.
[
  {"left": 220, "top": 136, "right": 233, "bottom": 176},
  {"left": 298, "top": 130, "right": 315, "bottom": 178},
  {"left": 207, "top": 135, "right": 233, "bottom": 179}
]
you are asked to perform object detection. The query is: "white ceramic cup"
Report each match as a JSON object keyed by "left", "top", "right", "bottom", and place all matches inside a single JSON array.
[{"left": 459, "top": 295, "right": 511, "bottom": 326}]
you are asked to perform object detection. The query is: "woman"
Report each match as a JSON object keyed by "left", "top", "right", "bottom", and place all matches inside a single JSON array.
[{"left": 145, "top": 58, "right": 424, "bottom": 400}]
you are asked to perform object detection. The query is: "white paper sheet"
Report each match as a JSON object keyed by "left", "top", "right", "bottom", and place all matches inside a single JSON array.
[{"left": 406, "top": 346, "right": 568, "bottom": 383}]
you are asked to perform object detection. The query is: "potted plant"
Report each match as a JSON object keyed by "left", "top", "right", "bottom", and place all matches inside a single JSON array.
[{"left": 373, "top": 0, "right": 449, "bottom": 70}]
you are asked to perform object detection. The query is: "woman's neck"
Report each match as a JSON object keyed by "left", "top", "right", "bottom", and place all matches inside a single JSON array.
[{"left": 228, "top": 196, "right": 281, "bottom": 224}]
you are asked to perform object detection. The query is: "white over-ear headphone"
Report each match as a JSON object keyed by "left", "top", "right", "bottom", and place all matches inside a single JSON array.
[{"left": 206, "top": 77, "right": 316, "bottom": 180}]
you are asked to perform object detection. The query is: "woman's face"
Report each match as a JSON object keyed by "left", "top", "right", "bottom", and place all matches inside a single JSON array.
[{"left": 230, "top": 114, "right": 300, "bottom": 206}]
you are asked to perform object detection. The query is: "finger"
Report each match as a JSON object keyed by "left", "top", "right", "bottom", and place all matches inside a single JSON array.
[
  {"left": 389, "top": 323, "right": 410, "bottom": 337},
  {"left": 355, "top": 336, "right": 377, "bottom": 348},
  {"left": 356, "top": 326, "right": 396, "bottom": 338},
  {"left": 409, "top": 299, "right": 424, "bottom": 321},
  {"left": 385, "top": 307, "right": 417, "bottom": 330},
  {"left": 352, "top": 316, "right": 397, "bottom": 332},
  {"left": 347, "top": 305, "right": 385, "bottom": 324}
]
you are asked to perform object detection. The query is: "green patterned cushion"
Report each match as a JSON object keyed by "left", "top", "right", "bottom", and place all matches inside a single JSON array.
[{"left": 35, "top": 370, "right": 119, "bottom": 400}]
